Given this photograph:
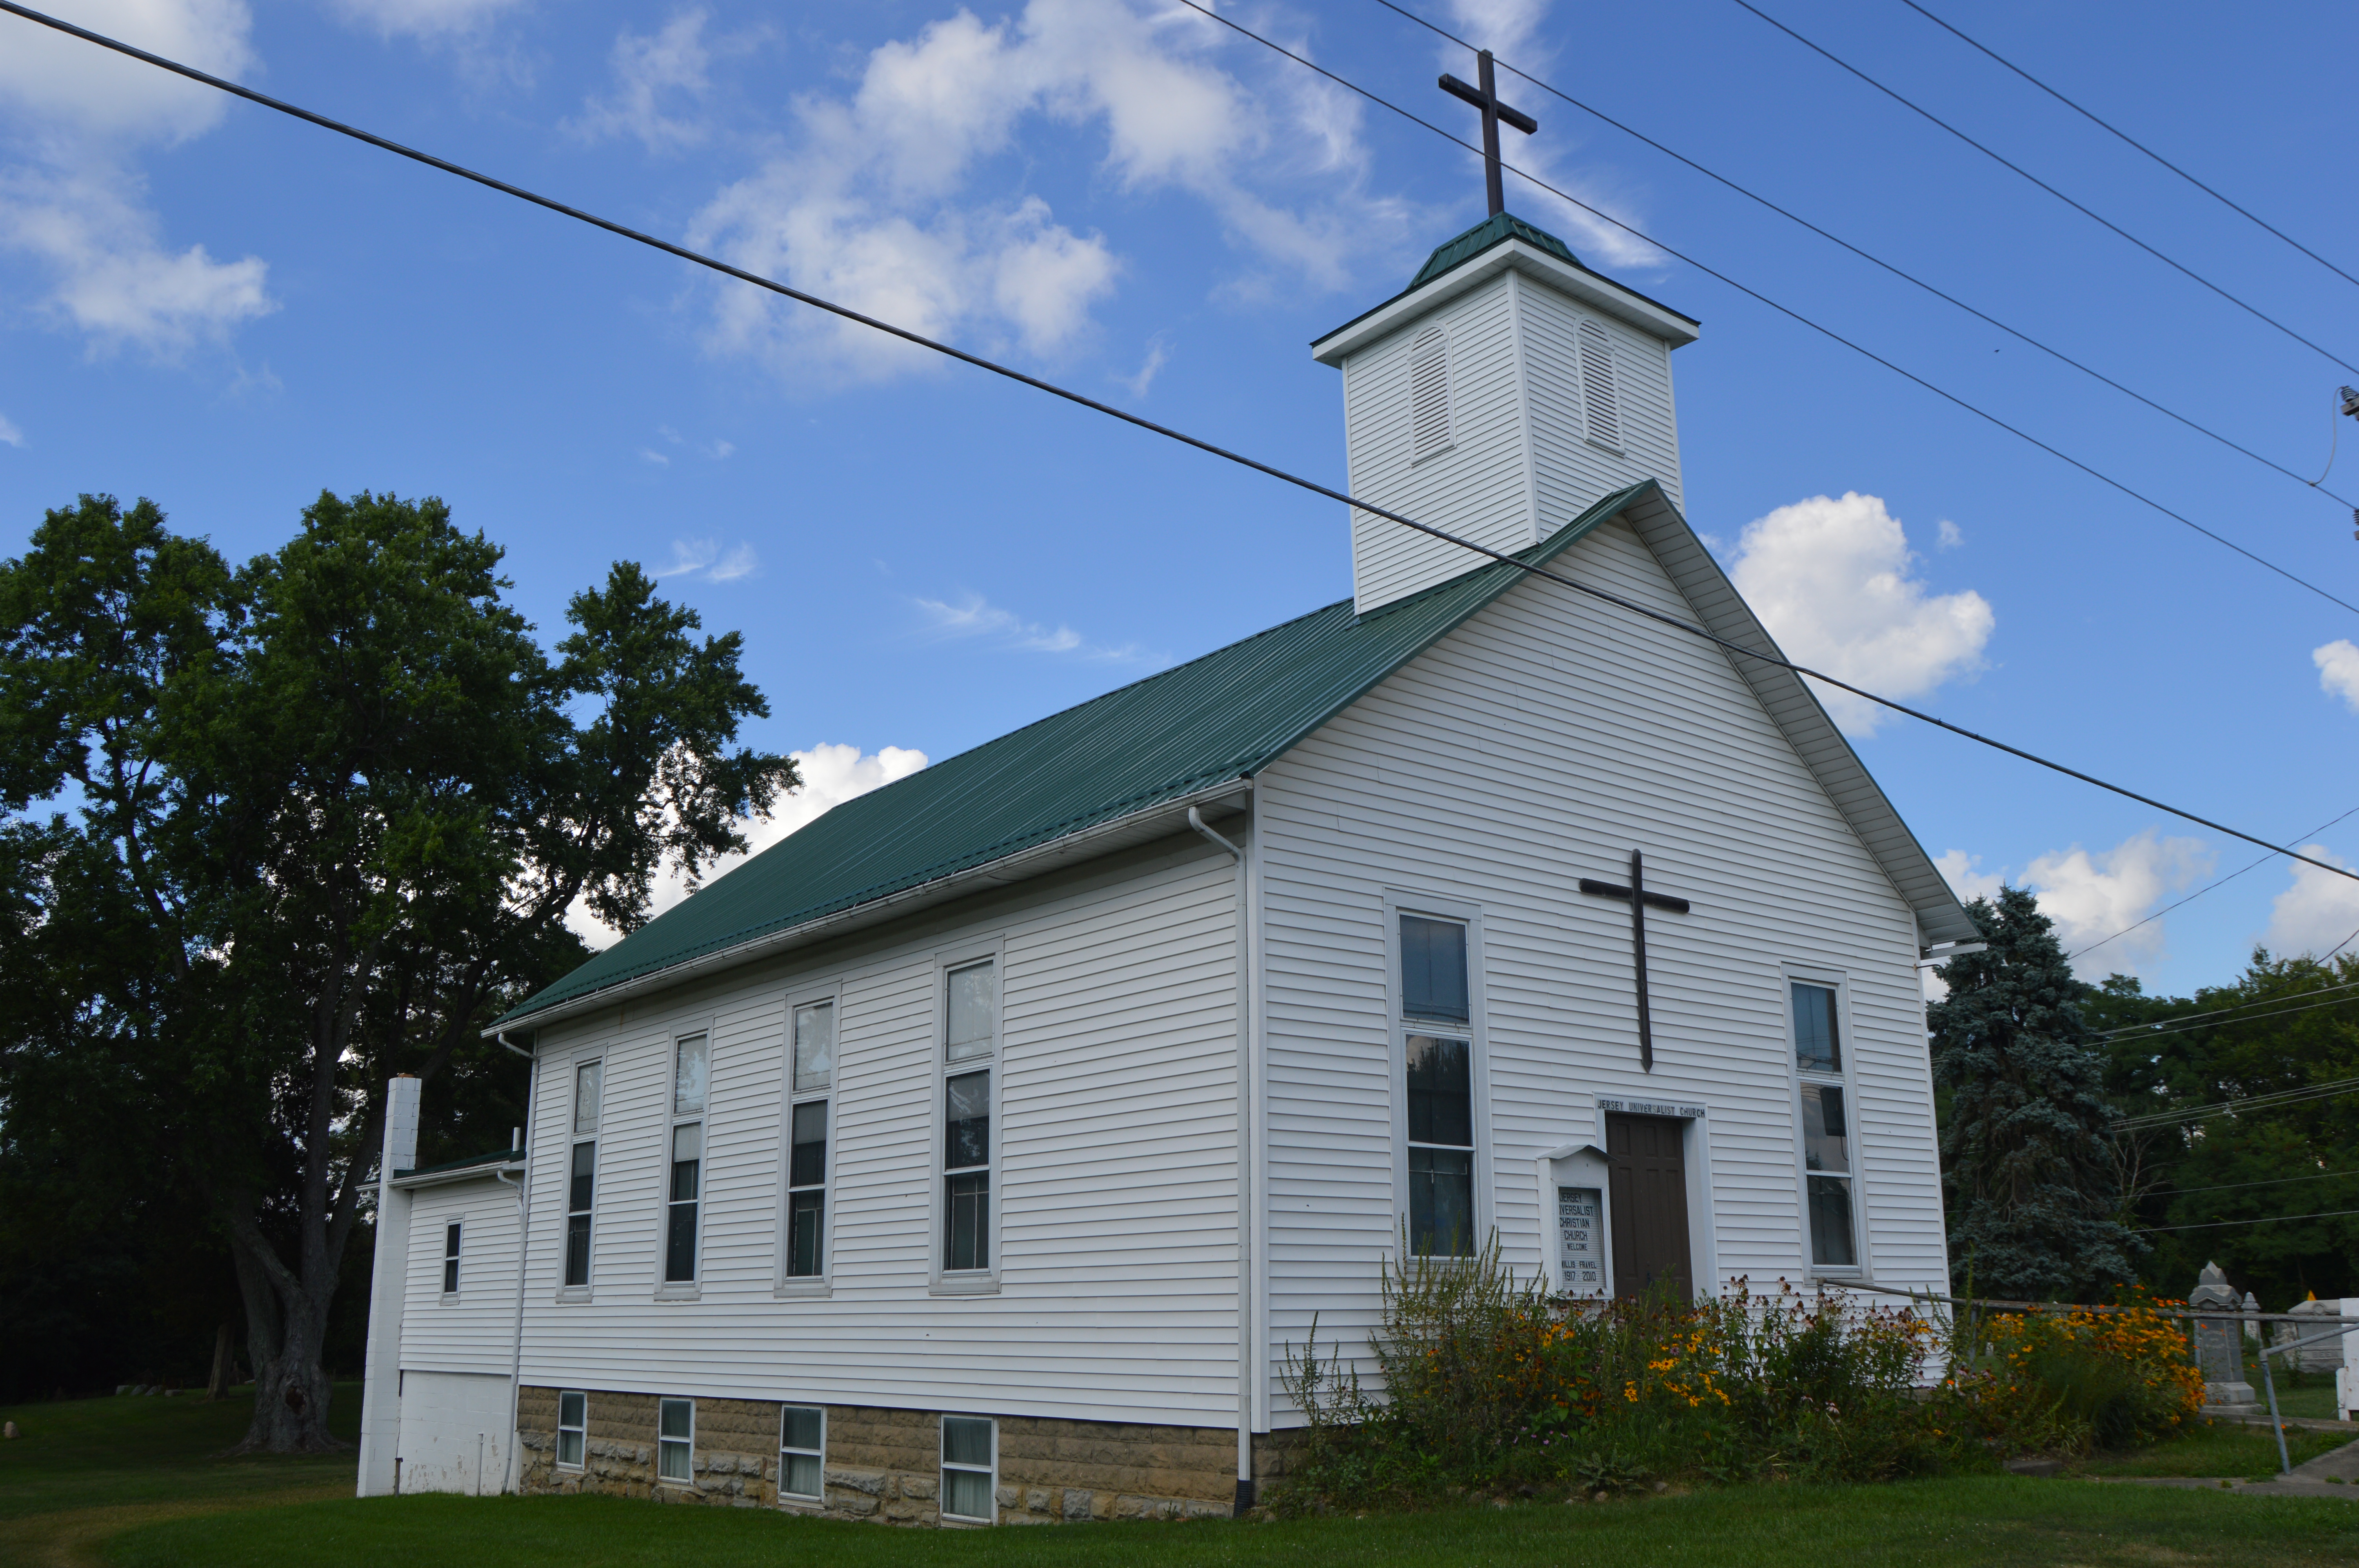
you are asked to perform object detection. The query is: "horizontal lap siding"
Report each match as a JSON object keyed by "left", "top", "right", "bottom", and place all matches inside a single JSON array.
[
  {"left": 400, "top": 1181, "right": 520, "bottom": 1377},
  {"left": 515, "top": 843, "right": 1241, "bottom": 1426},
  {"left": 1346, "top": 276, "right": 1534, "bottom": 609},
  {"left": 1257, "top": 517, "right": 1943, "bottom": 1411},
  {"left": 1521, "top": 282, "right": 1684, "bottom": 521}
]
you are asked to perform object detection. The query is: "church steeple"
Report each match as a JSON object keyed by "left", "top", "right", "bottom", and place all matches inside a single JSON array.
[{"left": 1311, "top": 214, "right": 1700, "bottom": 614}]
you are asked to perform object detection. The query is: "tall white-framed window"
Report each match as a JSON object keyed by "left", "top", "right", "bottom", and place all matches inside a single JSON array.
[
  {"left": 934, "top": 951, "right": 1002, "bottom": 1289},
  {"left": 662, "top": 1033, "right": 709, "bottom": 1290},
  {"left": 1788, "top": 978, "right": 1861, "bottom": 1272},
  {"left": 563, "top": 1057, "right": 602, "bottom": 1293},
  {"left": 656, "top": 1397, "right": 694, "bottom": 1485},
  {"left": 1578, "top": 317, "right": 1622, "bottom": 452},
  {"left": 939, "top": 1414, "right": 996, "bottom": 1524},
  {"left": 1408, "top": 325, "right": 1453, "bottom": 461},
  {"left": 441, "top": 1221, "right": 462, "bottom": 1297},
  {"left": 782, "top": 996, "right": 835, "bottom": 1288},
  {"left": 1389, "top": 899, "right": 1487, "bottom": 1258},
  {"left": 778, "top": 1405, "right": 825, "bottom": 1506},
  {"left": 556, "top": 1390, "right": 587, "bottom": 1470}
]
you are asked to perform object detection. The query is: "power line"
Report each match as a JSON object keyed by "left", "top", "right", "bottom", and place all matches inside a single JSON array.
[
  {"left": 1174, "top": 0, "right": 2359, "bottom": 619},
  {"left": 1897, "top": 0, "right": 2359, "bottom": 296},
  {"left": 1367, "top": 0, "right": 2356, "bottom": 507},
  {"left": 2096, "top": 976, "right": 2359, "bottom": 1037},
  {"left": 2117, "top": 1073, "right": 2359, "bottom": 1130},
  {"left": 2151, "top": 1167, "right": 2358, "bottom": 1199},
  {"left": 2139, "top": 1205, "right": 2359, "bottom": 1233},
  {"left": 1729, "top": 0, "right": 2359, "bottom": 378},
  {"left": 2103, "top": 989, "right": 2359, "bottom": 1047},
  {"left": 2070, "top": 804, "right": 2359, "bottom": 961},
  {"left": 11, "top": 2, "right": 2359, "bottom": 906}
]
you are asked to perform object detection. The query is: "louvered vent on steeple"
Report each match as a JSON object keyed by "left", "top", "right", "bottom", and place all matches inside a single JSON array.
[
  {"left": 1409, "top": 327, "right": 1452, "bottom": 460},
  {"left": 1578, "top": 318, "right": 1620, "bottom": 451}
]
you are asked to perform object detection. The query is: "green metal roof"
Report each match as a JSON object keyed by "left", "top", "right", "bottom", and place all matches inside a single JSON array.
[
  {"left": 1408, "top": 211, "right": 1578, "bottom": 289},
  {"left": 1314, "top": 211, "right": 1699, "bottom": 350},
  {"left": 496, "top": 483, "right": 1658, "bottom": 1029},
  {"left": 394, "top": 1147, "right": 523, "bottom": 1180}
]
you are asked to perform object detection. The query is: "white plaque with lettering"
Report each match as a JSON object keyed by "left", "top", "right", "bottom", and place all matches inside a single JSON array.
[{"left": 1556, "top": 1185, "right": 1605, "bottom": 1296}]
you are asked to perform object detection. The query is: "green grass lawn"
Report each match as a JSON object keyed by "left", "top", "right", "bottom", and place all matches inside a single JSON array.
[
  {"left": 2077, "top": 1419, "right": 2350, "bottom": 1479},
  {"left": 3, "top": 1383, "right": 2354, "bottom": 1568},
  {"left": 102, "top": 1481, "right": 2359, "bottom": 1568}
]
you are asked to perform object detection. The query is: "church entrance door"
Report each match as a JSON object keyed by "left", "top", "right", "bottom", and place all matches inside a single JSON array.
[{"left": 1605, "top": 1113, "right": 1692, "bottom": 1300}]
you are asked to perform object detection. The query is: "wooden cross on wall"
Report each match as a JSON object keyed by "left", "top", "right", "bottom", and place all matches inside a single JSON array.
[
  {"left": 1439, "top": 51, "right": 1538, "bottom": 217},
  {"left": 1578, "top": 851, "right": 1692, "bottom": 1073}
]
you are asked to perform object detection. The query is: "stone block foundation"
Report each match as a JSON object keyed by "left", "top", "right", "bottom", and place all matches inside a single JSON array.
[{"left": 517, "top": 1387, "right": 1240, "bottom": 1524}]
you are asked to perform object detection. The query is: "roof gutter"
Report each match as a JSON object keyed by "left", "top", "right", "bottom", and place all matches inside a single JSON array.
[{"left": 487, "top": 777, "right": 1255, "bottom": 1038}]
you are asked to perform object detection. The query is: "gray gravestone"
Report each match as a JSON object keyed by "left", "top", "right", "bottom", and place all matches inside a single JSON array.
[
  {"left": 2285, "top": 1296, "right": 2347, "bottom": 1375},
  {"left": 2189, "top": 1262, "right": 2261, "bottom": 1414}
]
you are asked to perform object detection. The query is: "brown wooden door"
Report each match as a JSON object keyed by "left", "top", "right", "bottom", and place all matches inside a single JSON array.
[{"left": 1606, "top": 1113, "right": 1693, "bottom": 1301}]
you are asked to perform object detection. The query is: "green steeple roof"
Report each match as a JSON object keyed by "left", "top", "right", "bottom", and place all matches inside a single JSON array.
[
  {"left": 1407, "top": 212, "right": 1579, "bottom": 290},
  {"left": 494, "top": 483, "right": 1659, "bottom": 1029}
]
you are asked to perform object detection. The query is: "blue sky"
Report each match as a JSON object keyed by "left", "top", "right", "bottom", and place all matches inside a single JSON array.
[{"left": 2, "top": 0, "right": 2356, "bottom": 994}]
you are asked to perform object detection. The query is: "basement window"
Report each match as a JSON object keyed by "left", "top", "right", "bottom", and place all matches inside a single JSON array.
[
  {"left": 940, "top": 1415, "right": 996, "bottom": 1523},
  {"left": 556, "top": 1391, "right": 586, "bottom": 1470},
  {"left": 779, "top": 1405, "right": 825, "bottom": 1504},
  {"left": 657, "top": 1398, "right": 694, "bottom": 1485}
]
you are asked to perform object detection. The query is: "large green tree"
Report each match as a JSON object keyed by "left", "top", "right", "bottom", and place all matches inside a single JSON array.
[
  {"left": 0, "top": 493, "right": 796, "bottom": 1450},
  {"left": 1930, "top": 885, "right": 2141, "bottom": 1300}
]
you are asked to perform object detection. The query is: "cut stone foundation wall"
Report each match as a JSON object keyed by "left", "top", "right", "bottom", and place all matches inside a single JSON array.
[{"left": 516, "top": 1387, "right": 1240, "bottom": 1524}]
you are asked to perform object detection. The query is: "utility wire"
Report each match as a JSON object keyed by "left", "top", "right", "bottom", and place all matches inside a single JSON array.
[
  {"left": 13, "top": 0, "right": 2359, "bottom": 902},
  {"left": 2139, "top": 1205, "right": 2359, "bottom": 1233},
  {"left": 1730, "top": 0, "right": 2359, "bottom": 377},
  {"left": 1898, "top": 0, "right": 2359, "bottom": 296},
  {"left": 2101, "top": 989, "right": 2359, "bottom": 1046},
  {"left": 2148, "top": 1167, "right": 2357, "bottom": 1199},
  {"left": 2070, "top": 803, "right": 2359, "bottom": 961},
  {"left": 2096, "top": 976, "right": 2359, "bottom": 1037},
  {"left": 1174, "top": 0, "right": 2359, "bottom": 619},
  {"left": 2117, "top": 1073, "right": 2359, "bottom": 1130},
  {"left": 1368, "top": 0, "right": 2356, "bottom": 507}
]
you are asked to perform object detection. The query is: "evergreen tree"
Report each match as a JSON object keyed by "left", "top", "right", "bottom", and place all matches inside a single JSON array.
[{"left": 1930, "top": 884, "right": 2142, "bottom": 1299}]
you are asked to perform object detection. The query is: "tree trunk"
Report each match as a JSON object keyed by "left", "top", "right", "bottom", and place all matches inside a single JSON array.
[
  {"left": 224, "top": 1217, "right": 344, "bottom": 1453},
  {"left": 206, "top": 1319, "right": 235, "bottom": 1401}
]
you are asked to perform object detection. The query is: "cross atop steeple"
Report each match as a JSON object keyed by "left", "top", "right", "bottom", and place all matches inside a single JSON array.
[{"left": 1439, "top": 51, "right": 1538, "bottom": 217}]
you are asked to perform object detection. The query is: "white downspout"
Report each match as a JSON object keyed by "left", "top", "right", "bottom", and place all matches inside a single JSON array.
[
  {"left": 1189, "top": 805, "right": 1255, "bottom": 1514},
  {"left": 496, "top": 1032, "right": 535, "bottom": 1495}
]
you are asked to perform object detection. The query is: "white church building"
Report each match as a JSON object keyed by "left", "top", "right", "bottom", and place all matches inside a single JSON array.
[{"left": 357, "top": 211, "right": 1976, "bottom": 1521}]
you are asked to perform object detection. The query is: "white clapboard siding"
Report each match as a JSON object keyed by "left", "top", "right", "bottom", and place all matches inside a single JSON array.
[
  {"left": 1517, "top": 276, "right": 1683, "bottom": 524},
  {"left": 512, "top": 838, "right": 1243, "bottom": 1426},
  {"left": 400, "top": 1179, "right": 522, "bottom": 1377},
  {"left": 1256, "top": 514, "right": 1943, "bottom": 1412},
  {"left": 1345, "top": 274, "right": 1535, "bottom": 611}
]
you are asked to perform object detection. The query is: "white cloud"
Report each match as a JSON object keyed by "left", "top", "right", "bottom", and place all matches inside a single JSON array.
[
  {"left": 567, "top": 741, "right": 931, "bottom": 947},
  {"left": 327, "top": 0, "right": 530, "bottom": 42},
  {"left": 567, "top": 8, "right": 717, "bottom": 153},
  {"left": 2263, "top": 844, "right": 2359, "bottom": 960},
  {"left": 1936, "top": 518, "right": 1962, "bottom": 549},
  {"left": 1727, "top": 491, "right": 1994, "bottom": 735},
  {"left": 0, "top": 0, "right": 274, "bottom": 358},
  {"left": 688, "top": 0, "right": 1423, "bottom": 381},
  {"left": 639, "top": 447, "right": 671, "bottom": 465},
  {"left": 1120, "top": 336, "right": 1169, "bottom": 397},
  {"left": 2314, "top": 639, "right": 2359, "bottom": 713},
  {"left": 1934, "top": 849, "right": 2005, "bottom": 905},
  {"left": 0, "top": 413, "right": 22, "bottom": 447},
  {"left": 659, "top": 538, "right": 758, "bottom": 582},
  {"left": 913, "top": 590, "right": 1146, "bottom": 661},
  {"left": 1935, "top": 833, "right": 2210, "bottom": 977}
]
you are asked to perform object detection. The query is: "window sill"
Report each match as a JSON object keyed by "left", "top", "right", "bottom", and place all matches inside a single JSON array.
[
  {"left": 1584, "top": 436, "right": 1625, "bottom": 456},
  {"left": 556, "top": 1287, "right": 593, "bottom": 1304},
  {"left": 929, "top": 1276, "right": 1000, "bottom": 1297},
  {"left": 774, "top": 1279, "right": 831, "bottom": 1300},
  {"left": 439, "top": 1293, "right": 460, "bottom": 1305},
  {"left": 654, "top": 1283, "right": 702, "bottom": 1303},
  {"left": 1409, "top": 443, "right": 1456, "bottom": 467},
  {"left": 778, "top": 1496, "right": 826, "bottom": 1514}
]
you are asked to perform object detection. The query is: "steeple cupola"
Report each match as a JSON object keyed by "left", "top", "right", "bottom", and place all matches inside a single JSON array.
[{"left": 1312, "top": 213, "right": 1700, "bottom": 614}]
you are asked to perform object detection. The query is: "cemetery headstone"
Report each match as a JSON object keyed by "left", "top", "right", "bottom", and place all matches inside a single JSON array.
[
  {"left": 2286, "top": 1294, "right": 2346, "bottom": 1375},
  {"left": 2189, "top": 1262, "right": 2262, "bottom": 1414}
]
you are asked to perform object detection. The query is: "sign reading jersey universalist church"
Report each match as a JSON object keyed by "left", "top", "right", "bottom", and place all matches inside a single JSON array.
[{"left": 1556, "top": 1185, "right": 1604, "bottom": 1295}]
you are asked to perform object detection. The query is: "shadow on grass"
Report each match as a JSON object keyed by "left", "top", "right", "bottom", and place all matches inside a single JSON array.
[{"left": 100, "top": 1478, "right": 2359, "bottom": 1568}]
